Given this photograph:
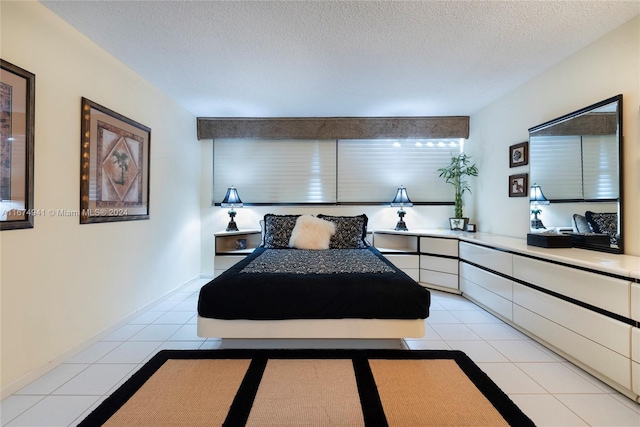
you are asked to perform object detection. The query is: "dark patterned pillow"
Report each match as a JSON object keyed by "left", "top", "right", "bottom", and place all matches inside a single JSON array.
[
  {"left": 585, "top": 211, "right": 618, "bottom": 245},
  {"left": 317, "top": 214, "right": 369, "bottom": 248},
  {"left": 572, "top": 214, "right": 592, "bottom": 233},
  {"left": 262, "top": 214, "right": 301, "bottom": 248}
]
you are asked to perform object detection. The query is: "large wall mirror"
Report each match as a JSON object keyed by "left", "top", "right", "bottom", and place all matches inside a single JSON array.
[{"left": 528, "top": 94, "right": 623, "bottom": 254}]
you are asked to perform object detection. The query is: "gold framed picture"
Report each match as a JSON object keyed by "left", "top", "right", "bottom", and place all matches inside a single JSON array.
[{"left": 80, "top": 98, "right": 150, "bottom": 224}]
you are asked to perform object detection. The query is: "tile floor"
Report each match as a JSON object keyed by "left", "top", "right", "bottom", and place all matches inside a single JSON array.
[{"left": 2, "top": 277, "right": 640, "bottom": 426}]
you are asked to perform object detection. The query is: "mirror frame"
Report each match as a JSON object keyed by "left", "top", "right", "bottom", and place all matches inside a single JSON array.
[{"left": 528, "top": 94, "right": 623, "bottom": 254}]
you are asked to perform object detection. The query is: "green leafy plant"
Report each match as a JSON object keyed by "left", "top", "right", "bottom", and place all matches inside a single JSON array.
[{"left": 437, "top": 153, "right": 479, "bottom": 219}]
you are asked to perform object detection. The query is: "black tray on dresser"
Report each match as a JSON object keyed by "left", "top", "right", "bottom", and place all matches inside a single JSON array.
[
  {"left": 564, "top": 232, "right": 611, "bottom": 248},
  {"left": 527, "top": 233, "right": 572, "bottom": 248}
]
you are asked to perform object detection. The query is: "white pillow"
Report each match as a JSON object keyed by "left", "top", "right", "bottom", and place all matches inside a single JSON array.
[{"left": 289, "top": 215, "right": 336, "bottom": 250}]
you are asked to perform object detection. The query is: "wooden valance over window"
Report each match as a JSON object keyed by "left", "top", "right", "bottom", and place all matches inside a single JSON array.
[{"left": 197, "top": 116, "right": 469, "bottom": 140}]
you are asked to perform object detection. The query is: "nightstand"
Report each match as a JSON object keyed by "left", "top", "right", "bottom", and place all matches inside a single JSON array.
[{"left": 214, "top": 229, "right": 261, "bottom": 277}]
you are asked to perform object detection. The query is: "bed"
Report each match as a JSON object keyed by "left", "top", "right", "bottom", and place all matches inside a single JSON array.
[{"left": 197, "top": 214, "right": 430, "bottom": 339}]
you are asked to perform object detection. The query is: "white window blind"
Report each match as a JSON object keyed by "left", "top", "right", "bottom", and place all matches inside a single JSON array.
[
  {"left": 530, "top": 136, "right": 582, "bottom": 199},
  {"left": 213, "top": 139, "right": 336, "bottom": 204},
  {"left": 214, "top": 138, "right": 464, "bottom": 204},
  {"left": 337, "top": 139, "right": 462, "bottom": 203},
  {"left": 582, "top": 135, "right": 618, "bottom": 199},
  {"left": 530, "top": 135, "right": 618, "bottom": 200}
]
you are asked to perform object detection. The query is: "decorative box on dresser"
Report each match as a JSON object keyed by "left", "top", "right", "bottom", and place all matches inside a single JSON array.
[{"left": 213, "top": 229, "right": 261, "bottom": 277}]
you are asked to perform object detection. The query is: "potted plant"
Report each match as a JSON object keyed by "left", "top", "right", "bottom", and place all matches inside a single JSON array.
[{"left": 437, "top": 153, "right": 479, "bottom": 230}]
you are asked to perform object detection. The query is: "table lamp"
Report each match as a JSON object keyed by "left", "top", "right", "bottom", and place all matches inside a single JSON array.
[
  {"left": 530, "top": 183, "right": 549, "bottom": 229},
  {"left": 390, "top": 186, "right": 413, "bottom": 231},
  {"left": 221, "top": 186, "right": 243, "bottom": 231}
]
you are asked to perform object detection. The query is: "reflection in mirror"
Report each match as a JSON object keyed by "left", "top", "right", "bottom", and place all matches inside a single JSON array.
[{"left": 528, "top": 95, "right": 623, "bottom": 253}]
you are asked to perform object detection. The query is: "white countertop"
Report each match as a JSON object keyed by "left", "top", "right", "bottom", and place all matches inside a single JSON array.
[{"left": 373, "top": 228, "right": 640, "bottom": 280}]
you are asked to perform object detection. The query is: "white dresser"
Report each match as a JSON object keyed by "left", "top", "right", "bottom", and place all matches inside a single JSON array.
[
  {"left": 373, "top": 229, "right": 640, "bottom": 402},
  {"left": 458, "top": 234, "right": 640, "bottom": 402},
  {"left": 372, "top": 229, "right": 459, "bottom": 289}
]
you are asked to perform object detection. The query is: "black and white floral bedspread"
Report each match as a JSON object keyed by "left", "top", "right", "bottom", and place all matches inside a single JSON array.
[
  {"left": 198, "top": 246, "right": 431, "bottom": 320},
  {"left": 241, "top": 248, "right": 395, "bottom": 275}
]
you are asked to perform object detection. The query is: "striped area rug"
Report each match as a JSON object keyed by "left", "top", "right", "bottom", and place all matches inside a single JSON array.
[{"left": 79, "top": 349, "right": 535, "bottom": 426}]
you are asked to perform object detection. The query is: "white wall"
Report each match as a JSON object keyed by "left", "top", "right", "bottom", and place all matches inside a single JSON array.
[
  {"left": 0, "top": 2, "right": 201, "bottom": 391},
  {"left": 467, "top": 16, "right": 640, "bottom": 256},
  {"left": 201, "top": 16, "right": 640, "bottom": 269}
]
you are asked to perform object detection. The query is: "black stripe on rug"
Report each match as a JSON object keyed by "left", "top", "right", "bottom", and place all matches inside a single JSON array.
[
  {"left": 222, "top": 357, "right": 267, "bottom": 426},
  {"left": 77, "top": 348, "right": 536, "bottom": 427},
  {"left": 352, "top": 356, "right": 388, "bottom": 427}
]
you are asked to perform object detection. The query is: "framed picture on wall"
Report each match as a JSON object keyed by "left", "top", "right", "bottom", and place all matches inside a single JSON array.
[
  {"left": 509, "top": 141, "right": 528, "bottom": 168},
  {"left": 0, "top": 60, "right": 35, "bottom": 231},
  {"left": 80, "top": 97, "right": 150, "bottom": 224},
  {"left": 509, "top": 173, "right": 528, "bottom": 197}
]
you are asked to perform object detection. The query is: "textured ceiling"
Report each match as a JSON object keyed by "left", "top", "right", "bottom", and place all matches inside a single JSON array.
[{"left": 40, "top": 1, "right": 640, "bottom": 118}]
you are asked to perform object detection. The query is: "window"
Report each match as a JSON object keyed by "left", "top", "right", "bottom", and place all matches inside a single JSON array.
[
  {"left": 213, "top": 138, "right": 463, "bottom": 204},
  {"left": 213, "top": 139, "right": 336, "bottom": 204},
  {"left": 337, "top": 139, "right": 461, "bottom": 203}
]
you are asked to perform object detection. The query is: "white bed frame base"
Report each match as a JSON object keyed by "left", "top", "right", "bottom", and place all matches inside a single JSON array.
[{"left": 197, "top": 316, "right": 425, "bottom": 339}]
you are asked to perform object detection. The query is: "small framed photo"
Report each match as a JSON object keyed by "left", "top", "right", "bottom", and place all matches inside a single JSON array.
[
  {"left": 509, "top": 173, "right": 528, "bottom": 197},
  {"left": 235, "top": 238, "right": 247, "bottom": 250},
  {"left": 80, "top": 98, "right": 150, "bottom": 224},
  {"left": 466, "top": 223, "right": 476, "bottom": 232},
  {"left": 509, "top": 141, "right": 528, "bottom": 168},
  {"left": 1, "top": 60, "right": 35, "bottom": 231}
]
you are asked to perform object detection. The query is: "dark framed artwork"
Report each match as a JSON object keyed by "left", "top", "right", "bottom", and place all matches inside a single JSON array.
[
  {"left": 509, "top": 141, "right": 528, "bottom": 168},
  {"left": 80, "top": 98, "right": 150, "bottom": 224},
  {"left": 0, "top": 60, "right": 35, "bottom": 231},
  {"left": 509, "top": 173, "right": 528, "bottom": 197}
]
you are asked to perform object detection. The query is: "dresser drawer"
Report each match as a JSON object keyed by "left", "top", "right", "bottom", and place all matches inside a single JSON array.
[
  {"left": 420, "top": 269, "right": 458, "bottom": 290},
  {"left": 420, "top": 237, "right": 458, "bottom": 257},
  {"left": 633, "top": 328, "right": 640, "bottom": 395},
  {"left": 402, "top": 269, "right": 420, "bottom": 282},
  {"left": 384, "top": 254, "right": 419, "bottom": 270},
  {"left": 633, "top": 361, "right": 640, "bottom": 397},
  {"left": 633, "top": 327, "right": 640, "bottom": 364},
  {"left": 460, "top": 276, "right": 512, "bottom": 321},
  {"left": 420, "top": 255, "right": 458, "bottom": 274},
  {"left": 459, "top": 242, "right": 512, "bottom": 276},
  {"left": 459, "top": 262, "right": 512, "bottom": 301},
  {"left": 514, "top": 304, "right": 631, "bottom": 388},
  {"left": 632, "top": 284, "right": 640, "bottom": 322},
  {"left": 513, "top": 255, "right": 630, "bottom": 318},
  {"left": 514, "top": 283, "right": 630, "bottom": 357}
]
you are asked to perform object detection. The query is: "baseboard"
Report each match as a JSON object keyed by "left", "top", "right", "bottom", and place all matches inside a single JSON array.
[{"left": 1, "top": 275, "right": 204, "bottom": 400}]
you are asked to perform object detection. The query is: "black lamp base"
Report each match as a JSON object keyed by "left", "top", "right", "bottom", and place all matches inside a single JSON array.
[
  {"left": 531, "top": 219, "right": 545, "bottom": 229},
  {"left": 226, "top": 210, "right": 239, "bottom": 232},
  {"left": 394, "top": 209, "right": 408, "bottom": 231},
  {"left": 394, "top": 220, "right": 408, "bottom": 231}
]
